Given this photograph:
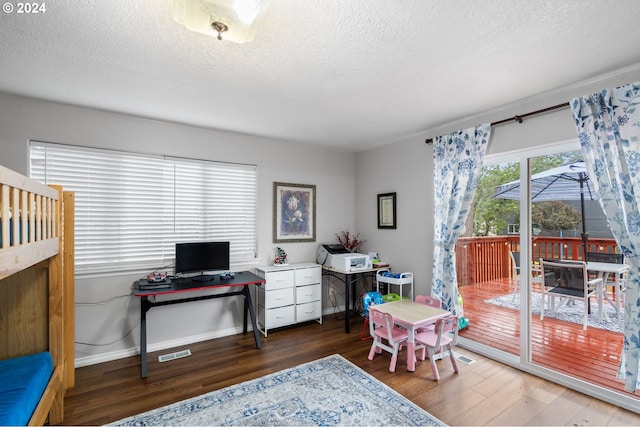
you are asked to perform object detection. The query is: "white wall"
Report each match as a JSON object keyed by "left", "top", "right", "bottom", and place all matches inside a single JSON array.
[
  {"left": 353, "top": 64, "right": 640, "bottom": 299},
  {"left": 354, "top": 137, "right": 433, "bottom": 295},
  {"left": 0, "top": 91, "right": 356, "bottom": 365}
]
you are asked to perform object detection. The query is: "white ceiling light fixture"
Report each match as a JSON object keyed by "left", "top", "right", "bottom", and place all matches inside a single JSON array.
[{"left": 172, "top": 0, "right": 270, "bottom": 44}]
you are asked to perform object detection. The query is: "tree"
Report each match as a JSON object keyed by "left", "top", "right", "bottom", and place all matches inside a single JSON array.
[
  {"left": 469, "top": 164, "right": 519, "bottom": 236},
  {"left": 531, "top": 201, "right": 581, "bottom": 232},
  {"left": 469, "top": 150, "right": 585, "bottom": 236}
]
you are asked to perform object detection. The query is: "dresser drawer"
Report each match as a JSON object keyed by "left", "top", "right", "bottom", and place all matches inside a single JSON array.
[
  {"left": 296, "top": 301, "right": 322, "bottom": 322},
  {"left": 296, "top": 283, "right": 321, "bottom": 304},
  {"left": 260, "top": 305, "right": 295, "bottom": 328},
  {"left": 263, "top": 287, "right": 294, "bottom": 307},
  {"left": 295, "top": 267, "right": 321, "bottom": 286},
  {"left": 264, "top": 270, "right": 295, "bottom": 290}
]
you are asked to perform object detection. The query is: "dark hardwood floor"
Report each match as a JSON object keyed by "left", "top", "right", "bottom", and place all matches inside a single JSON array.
[{"left": 60, "top": 314, "right": 640, "bottom": 426}]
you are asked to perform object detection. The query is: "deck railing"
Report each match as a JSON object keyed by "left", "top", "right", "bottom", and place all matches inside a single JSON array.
[{"left": 455, "top": 235, "right": 620, "bottom": 286}]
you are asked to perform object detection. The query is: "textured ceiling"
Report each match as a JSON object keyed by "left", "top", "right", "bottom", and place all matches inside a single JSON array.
[{"left": 2, "top": 0, "right": 640, "bottom": 152}]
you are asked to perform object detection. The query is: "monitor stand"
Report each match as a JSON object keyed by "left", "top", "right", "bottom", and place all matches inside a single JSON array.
[{"left": 192, "top": 274, "right": 215, "bottom": 282}]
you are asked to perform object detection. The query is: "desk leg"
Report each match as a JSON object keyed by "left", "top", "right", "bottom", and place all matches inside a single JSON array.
[
  {"left": 140, "top": 297, "right": 150, "bottom": 379},
  {"left": 243, "top": 286, "right": 262, "bottom": 349},
  {"left": 345, "top": 274, "right": 352, "bottom": 333}
]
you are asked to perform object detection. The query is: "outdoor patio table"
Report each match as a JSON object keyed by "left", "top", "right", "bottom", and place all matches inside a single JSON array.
[{"left": 587, "top": 261, "right": 629, "bottom": 321}]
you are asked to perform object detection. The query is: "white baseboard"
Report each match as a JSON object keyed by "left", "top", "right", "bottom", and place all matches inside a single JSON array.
[
  {"left": 75, "top": 325, "right": 245, "bottom": 367},
  {"left": 76, "top": 309, "right": 359, "bottom": 368}
]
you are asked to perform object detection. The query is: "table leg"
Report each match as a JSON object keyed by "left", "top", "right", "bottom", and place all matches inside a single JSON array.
[
  {"left": 345, "top": 274, "right": 351, "bottom": 333},
  {"left": 407, "top": 326, "right": 416, "bottom": 372},
  {"left": 140, "top": 297, "right": 149, "bottom": 379},
  {"left": 598, "top": 280, "right": 604, "bottom": 321},
  {"left": 599, "top": 272, "right": 617, "bottom": 321},
  {"left": 243, "top": 286, "right": 262, "bottom": 349}
]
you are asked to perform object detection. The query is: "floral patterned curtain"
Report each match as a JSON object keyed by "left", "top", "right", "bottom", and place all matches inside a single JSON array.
[
  {"left": 432, "top": 124, "right": 491, "bottom": 315},
  {"left": 571, "top": 81, "right": 640, "bottom": 393}
]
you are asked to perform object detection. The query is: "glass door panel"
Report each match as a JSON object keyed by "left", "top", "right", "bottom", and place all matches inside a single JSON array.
[
  {"left": 456, "top": 158, "right": 520, "bottom": 357},
  {"left": 527, "top": 151, "right": 628, "bottom": 395}
]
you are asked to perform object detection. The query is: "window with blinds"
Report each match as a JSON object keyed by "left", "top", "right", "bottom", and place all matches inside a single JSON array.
[{"left": 29, "top": 141, "right": 258, "bottom": 274}]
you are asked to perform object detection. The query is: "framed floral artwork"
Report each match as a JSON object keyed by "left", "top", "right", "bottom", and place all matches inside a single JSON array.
[{"left": 273, "top": 182, "right": 316, "bottom": 242}]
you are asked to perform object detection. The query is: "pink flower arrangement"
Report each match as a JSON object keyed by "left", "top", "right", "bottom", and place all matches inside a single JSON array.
[{"left": 335, "top": 230, "right": 366, "bottom": 253}]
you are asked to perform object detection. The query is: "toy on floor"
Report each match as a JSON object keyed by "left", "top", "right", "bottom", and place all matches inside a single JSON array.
[
  {"left": 458, "top": 291, "right": 469, "bottom": 330},
  {"left": 360, "top": 291, "right": 384, "bottom": 340}
]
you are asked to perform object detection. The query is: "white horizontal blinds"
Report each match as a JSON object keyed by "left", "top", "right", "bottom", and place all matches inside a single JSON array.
[
  {"left": 30, "top": 142, "right": 257, "bottom": 273},
  {"left": 30, "top": 142, "right": 175, "bottom": 272},
  {"left": 172, "top": 157, "right": 257, "bottom": 264}
]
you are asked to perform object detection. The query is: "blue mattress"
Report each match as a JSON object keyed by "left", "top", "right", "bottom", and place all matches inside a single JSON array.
[
  {"left": 0, "top": 352, "right": 53, "bottom": 426},
  {"left": 0, "top": 218, "right": 29, "bottom": 246}
]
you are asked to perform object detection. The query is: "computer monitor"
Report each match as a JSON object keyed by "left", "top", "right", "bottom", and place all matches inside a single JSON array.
[{"left": 175, "top": 241, "right": 230, "bottom": 281}]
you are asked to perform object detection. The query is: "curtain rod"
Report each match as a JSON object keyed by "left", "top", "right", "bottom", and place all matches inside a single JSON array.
[{"left": 424, "top": 101, "right": 570, "bottom": 144}]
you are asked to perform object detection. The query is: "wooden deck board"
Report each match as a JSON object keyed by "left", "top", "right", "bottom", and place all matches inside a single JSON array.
[{"left": 458, "top": 278, "right": 636, "bottom": 398}]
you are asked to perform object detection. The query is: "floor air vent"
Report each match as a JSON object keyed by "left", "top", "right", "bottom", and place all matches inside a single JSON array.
[
  {"left": 158, "top": 349, "right": 192, "bottom": 362},
  {"left": 454, "top": 352, "right": 475, "bottom": 364}
]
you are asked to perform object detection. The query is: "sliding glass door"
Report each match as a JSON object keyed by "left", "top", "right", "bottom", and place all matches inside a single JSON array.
[{"left": 456, "top": 141, "right": 639, "bottom": 409}]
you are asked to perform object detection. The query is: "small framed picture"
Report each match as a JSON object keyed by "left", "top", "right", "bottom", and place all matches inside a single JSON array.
[
  {"left": 377, "top": 192, "right": 396, "bottom": 229},
  {"left": 273, "top": 182, "right": 316, "bottom": 242}
]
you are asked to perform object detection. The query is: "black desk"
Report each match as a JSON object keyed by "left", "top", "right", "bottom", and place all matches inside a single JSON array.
[
  {"left": 133, "top": 271, "right": 265, "bottom": 378},
  {"left": 322, "top": 266, "right": 386, "bottom": 334}
]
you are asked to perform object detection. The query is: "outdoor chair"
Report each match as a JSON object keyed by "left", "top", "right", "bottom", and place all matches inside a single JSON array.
[
  {"left": 414, "top": 315, "right": 459, "bottom": 381},
  {"left": 367, "top": 307, "right": 411, "bottom": 372},
  {"left": 540, "top": 259, "right": 602, "bottom": 330},
  {"left": 586, "top": 251, "right": 626, "bottom": 289},
  {"left": 510, "top": 251, "right": 544, "bottom": 302},
  {"left": 586, "top": 251, "right": 623, "bottom": 264}
]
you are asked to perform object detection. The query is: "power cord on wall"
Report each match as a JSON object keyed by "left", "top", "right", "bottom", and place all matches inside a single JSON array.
[
  {"left": 328, "top": 285, "right": 339, "bottom": 311},
  {"left": 75, "top": 320, "right": 141, "bottom": 347},
  {"left": 326, "top": 271, "right": 378, "bottom": 319},
  {"left": 74, "top": 283, "right": 153, "bottom": 347}
]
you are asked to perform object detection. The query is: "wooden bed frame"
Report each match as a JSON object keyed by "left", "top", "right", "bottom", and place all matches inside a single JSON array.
[{"left": 0, "top": 164, "right": 74, "bottom": 425}]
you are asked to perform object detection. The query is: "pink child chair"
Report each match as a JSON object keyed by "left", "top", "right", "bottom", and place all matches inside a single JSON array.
[
  {"left": 367, "top": 307, "right": 409, "bottom": 372},
  {"left": 414, "top": 315, "right": 460, "bottom": 381},
  {"left": 415, "top": 295, "right": 441, "bottom": 308},
  {"left": 415, "top": 295, "right": 441, "bottom": 333}
]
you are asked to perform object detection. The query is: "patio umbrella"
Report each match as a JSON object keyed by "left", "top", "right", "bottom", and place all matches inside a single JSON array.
[{"left": 493, "top": 160, "right": 596, "bottom": 261}]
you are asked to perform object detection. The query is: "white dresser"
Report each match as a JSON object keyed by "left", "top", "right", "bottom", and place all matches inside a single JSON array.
[{"left": 254, "top": 263, "right": 322, "bottom": 337}]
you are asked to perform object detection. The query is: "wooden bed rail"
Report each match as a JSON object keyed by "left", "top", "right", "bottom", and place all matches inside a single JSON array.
[{"left": 0, "top": 165, "right": 61, "bottom": 280}]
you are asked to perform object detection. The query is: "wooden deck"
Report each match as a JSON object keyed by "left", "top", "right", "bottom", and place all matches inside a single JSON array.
[{"left": 458, "top": 278, "right": 638, "bottom": 399}]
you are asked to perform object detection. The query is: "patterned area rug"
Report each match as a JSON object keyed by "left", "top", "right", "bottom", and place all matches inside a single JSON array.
[
  {"left": 485, "top": 292, "right": 623, "bottom": 333},
  {"left": 110, "top": 354, "right": 445, "bottom": 426}
]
